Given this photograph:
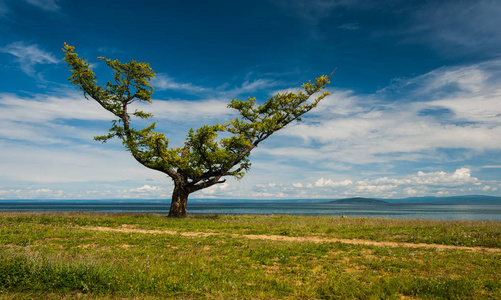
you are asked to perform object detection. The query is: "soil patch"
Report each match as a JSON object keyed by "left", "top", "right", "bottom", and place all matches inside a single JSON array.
[{"left": 77, "top": 226, "right": 501, "bottom": 253}]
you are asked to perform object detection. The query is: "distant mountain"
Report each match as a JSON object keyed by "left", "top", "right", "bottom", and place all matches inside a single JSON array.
[
  {"left": 386, "top": 195, "right": 501, "bottom": 204},
  {"left": 325, "top": 197, "right": 388, "bottom": 204},
  {"left": 321, "top": 195, "right": 501, "bottom": 205}
]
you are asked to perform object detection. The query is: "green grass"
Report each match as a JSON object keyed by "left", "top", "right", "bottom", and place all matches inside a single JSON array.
[{"left": 0, "top": 212, "right": 500, "bottom": 299}]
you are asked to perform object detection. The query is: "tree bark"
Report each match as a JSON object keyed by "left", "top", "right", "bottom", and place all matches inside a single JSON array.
[{"left": 168, "top": 182, "right": 189, "bottom": 218}]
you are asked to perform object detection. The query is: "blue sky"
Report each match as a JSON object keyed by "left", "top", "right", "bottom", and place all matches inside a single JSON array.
[{"left": 1, "top": 0, "right": 501, "bottom": 201}]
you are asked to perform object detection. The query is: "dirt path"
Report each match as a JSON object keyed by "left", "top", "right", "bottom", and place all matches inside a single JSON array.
[{"left": 79, "top": 226, "right": 501, "bottom": 253}]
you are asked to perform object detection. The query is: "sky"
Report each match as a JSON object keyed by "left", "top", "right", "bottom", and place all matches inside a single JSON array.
[{"left": 1, "top": 0, "right": 501, "bottom": 201}]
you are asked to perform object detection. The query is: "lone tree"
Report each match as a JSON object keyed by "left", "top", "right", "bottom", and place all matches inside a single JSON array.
[{"left": 63, "top": 44, "right": 331, "bottom": 217}]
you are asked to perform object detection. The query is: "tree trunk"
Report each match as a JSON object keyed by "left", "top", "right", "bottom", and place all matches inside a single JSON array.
[{"left": 168, "top": 183, "right": 189, "bottom": 218}]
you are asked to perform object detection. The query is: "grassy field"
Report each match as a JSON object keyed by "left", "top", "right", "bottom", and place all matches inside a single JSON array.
[{"left": 0, "top": 212, "right": 500, "bottom": 299}]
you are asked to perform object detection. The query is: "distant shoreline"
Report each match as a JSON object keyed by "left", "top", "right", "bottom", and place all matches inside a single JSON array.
[
  {"left": 3, "top": 200, "right": 501, "bottom": 205},
  {"left": 1, "top": 201, "right": 501, "bottom": 221}
]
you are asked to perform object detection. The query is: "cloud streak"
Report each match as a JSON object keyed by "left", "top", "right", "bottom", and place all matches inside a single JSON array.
[
  {"left": 404, "top": 0, "right": 501, "bottom": 56},
  {"left": 25, "top": 0, "right": 60, "bottom": 11},
  {"left": 269, "top": 0, "right": 369, "bottom": 26},
  {"left": 274, "top": 0, "right": 501, "bottom": 57},
  {"left": 152, "top": 73, "right": 280, "bottom": 98},
  {"left": 0, "top": 42, "right": 59, "bottom": 78}
]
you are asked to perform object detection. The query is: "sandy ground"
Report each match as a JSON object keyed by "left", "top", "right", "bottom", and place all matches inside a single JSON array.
[{"left": 78, "top": 225, "right": 501, "bottom": 253}]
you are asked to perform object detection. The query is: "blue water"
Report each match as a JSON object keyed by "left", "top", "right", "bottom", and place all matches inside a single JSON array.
[{"left": 1, "top": 202, "right": 500, "bottom": 221}]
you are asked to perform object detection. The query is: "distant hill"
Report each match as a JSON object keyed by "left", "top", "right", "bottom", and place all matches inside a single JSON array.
[
  {"left": 325, "top": 197, "right": 388, "bottom": 204},
  {"left": 386, "top": 195, "right": 501, "bottom": 204},
  {"left": 323, "top": 195, "right": 501, "bottom": 205}
]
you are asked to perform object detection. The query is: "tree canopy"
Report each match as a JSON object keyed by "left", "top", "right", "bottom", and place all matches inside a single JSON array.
[{"left": 63, "top": 43, "right": 331, "bottom": 217}]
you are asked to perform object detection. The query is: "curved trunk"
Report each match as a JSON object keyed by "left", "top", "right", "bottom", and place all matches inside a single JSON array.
[{"left": 168, "top": 182, "right": 189, "bottom": 218}]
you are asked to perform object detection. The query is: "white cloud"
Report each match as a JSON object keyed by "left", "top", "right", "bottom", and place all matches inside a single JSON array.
[
  {"left": 152, "top": 74, "right": 208, "bottom": 93},
  {"left": 0, "top": 140, "right": 166, "bottom": 183},
  {"left": 0, "top": 92, "right": 240, "bottom": 147},
  {"left": 302, "top": 168, "right": 489, "bottom": 199},
  {"left": 0, "top": 93, "right": 115, "bottom": 144},
  {"left": 120, "top": 185, "right": 171, "bottom": 199},
  {"left": 251, "top": 192, "right": 275, "bottom": 198},
  {"left": 481, "top": 185, "right": 493, "bottom": 192},
  {"left": 130, "top": 185, "right": 160, "bottom": 192},
  {"left": 232, "top": 167, "right": 495, "bottom": 199},
  {"left": 379, "top": 168, "right": 478, "bottom": 187},
  {"left": 314, "top": 178, "right": 353, "bottom": 187},
  {"left": 0, "top": 187, "right": 64, "bottom": 199},
  {"left": 356, "top": 183, "right": 397, "bottom": 194},
  {"left": 277, "top": 59, "right": 501, "bottom": 166},
  {"left": 200, "top": 182, "right": 229, "bottom": 196},
  {"left": 0, "top": 93, "right": 112, "bottom": 122},
  {"left": 404, "top": 187, "right": 417, "bottom": 196},
  {"left": 136, "top": 98, "right": 235, "bottom": 122},
  {"left": 0, "top": 42, "right": 59, "bottom": 77}
]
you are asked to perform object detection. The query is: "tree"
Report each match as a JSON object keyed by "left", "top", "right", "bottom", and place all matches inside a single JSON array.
[{"left": 62, "top": 43, "right": 331, "bottom": 217}]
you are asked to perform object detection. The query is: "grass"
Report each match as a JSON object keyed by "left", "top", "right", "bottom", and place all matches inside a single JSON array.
[{"left": 0, "top": 212, "right": 500, "bottom": 299}]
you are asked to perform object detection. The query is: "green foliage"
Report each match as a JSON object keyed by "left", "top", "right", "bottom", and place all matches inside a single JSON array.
[
  {"left": 63, "top": 43, "right": 154, "bottom": 121},
  {"left": 227, "top": 76, "right": 330, "bottom": 140},
  {"left": 62, "top": 44, "right": 331, "bottom": 204}
]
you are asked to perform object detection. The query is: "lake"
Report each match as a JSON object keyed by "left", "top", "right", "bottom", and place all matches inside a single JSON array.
[{"left": 1, "top": 202, "right": 501, "bottom": 221}]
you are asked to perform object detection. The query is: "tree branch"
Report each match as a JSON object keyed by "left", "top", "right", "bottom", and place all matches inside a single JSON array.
[{"left": 190, "top": 177, "right": 226, "bottom": 193}]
